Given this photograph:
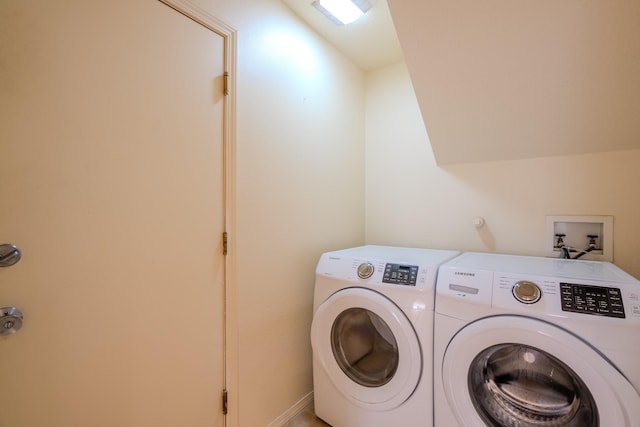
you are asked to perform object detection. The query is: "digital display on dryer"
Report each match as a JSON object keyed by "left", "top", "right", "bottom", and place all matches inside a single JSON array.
[
  {"left": 560, "top": 282, "right": 625, "bottom": 318},
  {"left": 382, "top": 264, "right": 418, "bottom": 286}
]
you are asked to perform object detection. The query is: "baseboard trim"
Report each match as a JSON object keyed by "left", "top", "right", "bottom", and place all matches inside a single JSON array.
[{"left": 267, "top": 391, "right": 314, "bottom": 427}]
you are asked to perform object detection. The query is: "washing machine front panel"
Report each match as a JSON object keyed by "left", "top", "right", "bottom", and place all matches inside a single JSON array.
[
  {"left": 440, "top": 315, "right": 640, "bottom": 427},
  {"left": 311, "top": 287, "right": 422, "bottom": 411}
]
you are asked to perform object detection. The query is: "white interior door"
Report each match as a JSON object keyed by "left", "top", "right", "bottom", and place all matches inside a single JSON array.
[{"left": 0, "top": 1, "right": 226, "bottom": 426}]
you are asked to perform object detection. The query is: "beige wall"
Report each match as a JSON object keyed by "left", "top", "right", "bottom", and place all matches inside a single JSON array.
[
  {"left": 195, "top": 0, "right": 366, "bottom": 424},
  {"left": 365, "top": 61, "right": 640, "bottom": 278},
  {"left": 208, "top": 2, "right": 640, "bottom": 423}
]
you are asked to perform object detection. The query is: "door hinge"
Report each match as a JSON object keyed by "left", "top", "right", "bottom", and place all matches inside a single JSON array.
[
  {"left": 223, "top": 72, "right": 229, "bottom": 96},
  {"left": 222, "top": 389, "right": 228, "bottom": 415},
  {"left": 223, "top": 231, "right": 228, "bottom": 256}
]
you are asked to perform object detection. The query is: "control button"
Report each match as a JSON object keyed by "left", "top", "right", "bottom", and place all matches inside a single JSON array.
[
  {"left": 512, "top": 281, "right": 542, "bottom": 304},
  {"left": 357, "top": 262, "right": 374, "bottom": 279}
]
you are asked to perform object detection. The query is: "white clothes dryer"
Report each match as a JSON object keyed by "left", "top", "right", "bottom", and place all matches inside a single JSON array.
[
  {"left": 311, "top": 245, "right": 459, "bottom": 427},
  {"left": 434, "top": 252, "right": 640, "bottom": 427}
]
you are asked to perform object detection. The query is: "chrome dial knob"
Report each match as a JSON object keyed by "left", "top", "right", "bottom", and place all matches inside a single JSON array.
[
  {"left": 512, "top": 280, "right": 542, "bottom": 304},
  {"left": 357, "top": 262, "right": 374, "bottom": 279}
]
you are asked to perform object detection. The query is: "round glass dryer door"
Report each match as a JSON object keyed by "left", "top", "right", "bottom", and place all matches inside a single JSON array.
[
  {"left": 331, "top": 307, "right": 399, "bottom": 388},
  {"left": 441, "top": 316, "right": 640, "bottom": 426},
  {"left": 311, "top": 288, "right": 422, "bottom": 411}
]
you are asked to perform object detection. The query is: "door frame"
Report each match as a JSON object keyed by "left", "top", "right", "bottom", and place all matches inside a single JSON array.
[{"left": 156, "top": 1, "right": 238, "bottom": 425}]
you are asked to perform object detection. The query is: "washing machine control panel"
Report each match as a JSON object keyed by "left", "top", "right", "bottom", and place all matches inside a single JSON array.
[
  {"left": 560, "top": 283, "right": 626, "bottom": 318},
  {"left": 382, "top": 264, "right": 419, "bottom": 286}
]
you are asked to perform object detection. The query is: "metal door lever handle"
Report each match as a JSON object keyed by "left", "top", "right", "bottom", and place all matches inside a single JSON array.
[{"left": 0, "top": 244, "right": 21, "bottom": 267}]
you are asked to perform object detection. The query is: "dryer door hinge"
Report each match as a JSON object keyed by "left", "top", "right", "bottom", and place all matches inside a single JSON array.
[
  {"left": 223, "top": 231, "right": 228, "bottom": 256},
  {"left": 222, "top": 388, "right": 228, "bottom": 415}
]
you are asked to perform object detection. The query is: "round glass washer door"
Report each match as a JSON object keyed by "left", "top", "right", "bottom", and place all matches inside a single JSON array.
[
  {"left": 441, "top": 316, "right": 640, "bottom": 427},
  {"left": 311, "top": 288, "right": 422, "bottom": 411},
  {"left": 468, "top": 343, "right": 598, "bottom": 426}
]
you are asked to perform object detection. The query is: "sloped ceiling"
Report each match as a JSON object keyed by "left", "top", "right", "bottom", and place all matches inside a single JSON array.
[{"left": 387, "top": 0, "right": 640, "bottom": 164}]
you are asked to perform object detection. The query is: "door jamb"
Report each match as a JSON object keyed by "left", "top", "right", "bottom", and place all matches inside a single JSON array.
[{"left": 155, "top": 2, "right": 238, "bottom": 426}]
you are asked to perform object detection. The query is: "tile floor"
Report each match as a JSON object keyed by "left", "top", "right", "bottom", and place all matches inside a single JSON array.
[{"left": 284, "top": 403, "right": 330, "bottom": 427}]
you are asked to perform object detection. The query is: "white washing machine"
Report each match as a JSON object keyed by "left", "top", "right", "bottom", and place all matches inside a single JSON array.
[
  {"left": 311, "top": 245, "right": 459, "bottom": 427},
  {"left": 434, "top": 252, "right": 640, "bottom": 427}
]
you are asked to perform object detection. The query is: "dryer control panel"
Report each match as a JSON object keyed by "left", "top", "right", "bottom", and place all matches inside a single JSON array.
[
  {"left": 560, "top": 283, "right": 625, "bottom": 318},
  {"left": 382, "top": 264, "right": 419, "bottom": 286}
]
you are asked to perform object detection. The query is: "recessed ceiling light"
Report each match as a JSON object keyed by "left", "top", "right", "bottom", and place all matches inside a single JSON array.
[{"left": 312, "top": 0, "right": 371, "bottom": 25}]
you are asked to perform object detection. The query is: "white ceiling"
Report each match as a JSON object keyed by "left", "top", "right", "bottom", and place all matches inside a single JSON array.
[{"left": 281, "top": 0, "right": 403, "bottom": 71}]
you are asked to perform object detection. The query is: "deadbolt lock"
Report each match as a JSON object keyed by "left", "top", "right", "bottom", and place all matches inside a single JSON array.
[{"left": 0, "top": 307, "right": 24, "bottom": 336}]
